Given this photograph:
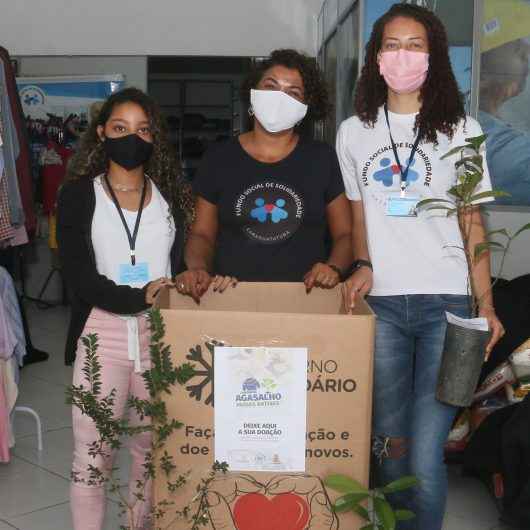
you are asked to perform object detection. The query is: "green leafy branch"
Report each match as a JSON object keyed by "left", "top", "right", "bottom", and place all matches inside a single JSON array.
[
  {"left": 417, "top": 134, "right": 530, "bottom": 315},
  {"left": 325, "top": 474, "right": 419, "bottom": 530},
  {"left": 66, "top": 308, "right": 223, "bottom": 530}
]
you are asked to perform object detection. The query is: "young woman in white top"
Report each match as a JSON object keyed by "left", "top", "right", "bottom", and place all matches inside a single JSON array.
[
  {"left": 57, "top": 88, "right": 193, "bottom": 530},
  {"left": 337, "top": 5, "right": 505, "bottom": 529}
]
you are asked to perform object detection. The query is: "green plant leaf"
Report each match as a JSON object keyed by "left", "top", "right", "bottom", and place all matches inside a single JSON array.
[
  {"left": 486, "top": 228, "right": 510, "bottom": 239},
  {"left": 513, "top": 222, "right": 530, "bottom": 239},
  {"left": 425, "top": 206, "right": 457, "bottom": 214},
  {"left": 374, "top": 497, "right": 396, "bottom": 530},
  {"left": 464, "top": 134, "right": 488, "bottom": 150},
  {"left": 324, "top": 475, "right": 368, "bottom": 494},
  {"left": 474, "top": 241, "right": 505, "bottom": 260},
  {"left": 454, "top": 155, "right": 482, "bottom": 171},
  {"left": 416, "top": 198, "right": 454, "bottom": 209},
  {"left": 352, "top": 503, "right": 370, "bottom": 521},
  {"left": 382, "top": 476, "right": 420, "bottom": 494},
  {"left": 360, "top": 525, "right": 376, "bottom": 530},
  {"left": 395, "top": 510, "right": 415, "bottom": 521},
  {"left": 469, "top": 190, "right": 510, "bottom": 203},
  {"left": 440, "top": 144, "right": 470, "bottom": 160},
  {"left": 334, "top": 492, "right": 370, "bottom": 513}
]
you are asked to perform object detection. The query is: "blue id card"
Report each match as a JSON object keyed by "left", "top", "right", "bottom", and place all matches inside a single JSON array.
[
  {"left": 119, "top": 262, "right": 149, "bottom": 285},
  {"left": 386, "top": 196, "right": 419, "bottom": 217}
]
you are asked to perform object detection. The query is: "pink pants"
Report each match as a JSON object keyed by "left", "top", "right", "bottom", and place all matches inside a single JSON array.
[{"left": 70, "top": 308, "right": 152, "bottom": 530}]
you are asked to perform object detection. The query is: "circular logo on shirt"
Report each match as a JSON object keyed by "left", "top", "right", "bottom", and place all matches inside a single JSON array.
[{"left": 234, "top": 181, "right": 304, "bottom": 244}]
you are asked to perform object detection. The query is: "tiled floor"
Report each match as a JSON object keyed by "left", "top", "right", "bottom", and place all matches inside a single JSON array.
[{"left": 0, "top": 303, "right": 511, "bottom": 529}]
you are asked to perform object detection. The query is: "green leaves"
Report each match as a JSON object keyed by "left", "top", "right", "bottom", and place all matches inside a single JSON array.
[
  {"left": 325, "top": 475, "right": 368, "bottom": 494},
  {"left": 335, "top": 493, "right": 370, "bottom": 513},
  {"left": 66, "top": 309, "right": 201, "bottom": 529},
  {"left": 513, "top": 222, "right": 530, "bottom": 239},
  {"left": 469, "top": 190, "right": 510, "bottom": 203},
  {"left": 374, "top": 498, "right": 396, "bottom": 530},
  {"left": 395, "top": 510, "right": 415, "bottom": 521},
  {"left": 326, "top": 473, "right": 417, "bottom": 530},
  {"left": 465, "top": 134, "right": 488, "bottom": 151},
  {"left": 473, "top": 241, "right": 506, "bottom": 261},
  {"left": 381, "top": 476, "right": 419, "bottom": 494}
]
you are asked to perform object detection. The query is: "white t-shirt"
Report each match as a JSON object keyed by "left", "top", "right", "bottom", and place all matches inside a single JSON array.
[
  {"left": 91, "top": 176, "right": 175, "bottom": 289},
  {"left": 337, "top": 107, "right": 492, "bottom": 296}
]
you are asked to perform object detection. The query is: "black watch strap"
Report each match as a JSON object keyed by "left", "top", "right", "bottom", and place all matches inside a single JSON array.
[{"left": 355, "top": 259, "right": 373, "bottom": 271}]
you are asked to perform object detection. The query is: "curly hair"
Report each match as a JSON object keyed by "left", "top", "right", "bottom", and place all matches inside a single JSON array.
[
  {"left": 67, "top": 87, "right": 194, "bottom": 227},
  {"left": 355, "top": 3, "right": 466, "bottom": 145},
  {"left": 241, "top": 48, "right": 331, "bottom": 125}
]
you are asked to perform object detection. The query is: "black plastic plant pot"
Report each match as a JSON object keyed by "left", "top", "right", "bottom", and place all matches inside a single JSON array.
[{"left": 436, "top": 322, "right": 491, "bottom": 407}]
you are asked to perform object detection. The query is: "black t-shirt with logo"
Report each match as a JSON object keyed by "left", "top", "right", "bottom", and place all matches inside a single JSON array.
[{"left": 193, "top": 137, "right": 345, "bottom": 281}]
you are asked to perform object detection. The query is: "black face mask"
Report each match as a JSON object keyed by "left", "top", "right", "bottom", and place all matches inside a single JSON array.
[{"left": 103, "top": 134, "right": 153, "bottom": 171}]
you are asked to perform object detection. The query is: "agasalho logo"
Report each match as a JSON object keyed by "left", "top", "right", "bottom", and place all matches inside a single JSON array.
[{"left": 236, "top": 377, "right": 282, "bottom": 407}]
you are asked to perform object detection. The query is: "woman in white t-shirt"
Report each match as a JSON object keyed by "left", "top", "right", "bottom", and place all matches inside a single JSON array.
[
  {"left": 337, "top": 5, "right": 504, "bottom": 530},
  {"left": 57, "top": 88, "right": 193, "bottom": 530}
]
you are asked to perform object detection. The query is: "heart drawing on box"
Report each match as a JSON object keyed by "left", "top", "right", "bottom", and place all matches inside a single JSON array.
[{"left": 233, "top": 492, "right": 310, "bottom": 530}]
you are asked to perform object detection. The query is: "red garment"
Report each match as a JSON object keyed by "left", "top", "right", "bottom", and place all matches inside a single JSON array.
[
  {"left": 0, "top": 47, "right": 36, "bottom": 235},
  {"left": 41, "top": 142, "right": 73, "bottom": 215}
]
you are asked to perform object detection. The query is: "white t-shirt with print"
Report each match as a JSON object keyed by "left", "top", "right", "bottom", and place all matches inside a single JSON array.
[{"left": 337, "top": 107, "right": 493, "bottom": 297}]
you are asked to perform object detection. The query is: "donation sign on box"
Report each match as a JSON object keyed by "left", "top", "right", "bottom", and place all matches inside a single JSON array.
[{"left": 154, "top": 283, "right": 375, "bottom": 529}]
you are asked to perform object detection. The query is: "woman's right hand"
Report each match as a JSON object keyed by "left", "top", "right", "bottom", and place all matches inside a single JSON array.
[
  {"left": 145, "top": 277, "right": 174, "bottom": 305},
  {"left": 342, "top": 267, "right": 373, "bottom": 312},
  {"left": 175, "top": 269, "right": 213, "bottom": 302},
  {"left": 175, "top": 271, "right": 238, "bottom": 302}
]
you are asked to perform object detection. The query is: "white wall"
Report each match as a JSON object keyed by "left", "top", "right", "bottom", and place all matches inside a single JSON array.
[
  {"left": 484, "top": 207, "right": 530, "bottom": 280},
  {"left": 2, "top": 0, "right": 321, "bottom": 57},
  {"left": 15, "top": 56, "right": 148, "bottom": 91}
]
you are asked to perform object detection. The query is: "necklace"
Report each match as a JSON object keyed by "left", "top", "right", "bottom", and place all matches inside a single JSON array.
[
  {"left": 111, "top": 184, "right": 144, "bottom": 193},
  {"left": 105, "top": 175, "right": 147, "bottom": 193}
]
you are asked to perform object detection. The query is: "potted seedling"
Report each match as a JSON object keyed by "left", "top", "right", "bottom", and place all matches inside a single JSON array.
[
  {"left": 417, "top": 134, "right": 530, "bottom": 407},
  {"left": 325, "top": 473, "right": 419, "bottom": 530}
]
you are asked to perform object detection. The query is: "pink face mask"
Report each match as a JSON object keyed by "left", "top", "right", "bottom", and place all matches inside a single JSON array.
[{"left": 379, "top": 49, "right": 429, "bottom": 94}]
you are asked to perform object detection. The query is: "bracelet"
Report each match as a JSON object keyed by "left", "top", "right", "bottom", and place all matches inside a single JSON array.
[{"left": 354, "top": 259, "right": 373, "bottom": 272}]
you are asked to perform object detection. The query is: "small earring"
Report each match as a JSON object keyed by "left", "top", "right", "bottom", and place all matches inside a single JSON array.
[{"left": 248, "top": 106, "right": 254, "bottom": 117}]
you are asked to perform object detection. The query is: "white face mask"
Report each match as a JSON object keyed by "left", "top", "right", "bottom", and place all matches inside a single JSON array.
[{"left": 250, "top": 89, "right": 308, "bottom": 133}]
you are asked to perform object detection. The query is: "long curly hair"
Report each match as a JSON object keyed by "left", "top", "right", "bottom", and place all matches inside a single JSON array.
[
  {"left": 355, "top": 3, "right": 465, "bottom": 145},
  {"left": 241, "top": 48, "right": 331, "bottom": 126},
  {"left": 67, "top": 87, "right": 194, "bottom": 227}
]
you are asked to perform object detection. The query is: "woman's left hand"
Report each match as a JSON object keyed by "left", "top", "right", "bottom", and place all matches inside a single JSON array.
[
  {"left": 479, "top": 306, "right": 505, "bottom": 360},
  {"left": 303, "top": 263, "right": 341, "bottom": 291}
]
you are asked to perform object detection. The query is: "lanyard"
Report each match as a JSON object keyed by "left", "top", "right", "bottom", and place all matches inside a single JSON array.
[
  {"left": 384, "top": 104, "right": 421, "bottom": 196},
  {"left": 104, "top": 175, "right": 147, "bottom": 266}
]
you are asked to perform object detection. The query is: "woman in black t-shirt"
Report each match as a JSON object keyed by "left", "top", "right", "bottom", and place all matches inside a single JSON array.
[{"left": 180, "top": 49, "right": 353, "bottom": 300}]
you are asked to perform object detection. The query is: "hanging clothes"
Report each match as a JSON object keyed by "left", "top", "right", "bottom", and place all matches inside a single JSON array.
[
  {"left": 0, "top": 172, "right": 15, "bottom": 243},
  {"left": 0, "top": 64, "right": 24, "bottom": 229},
  {"left": 0, "top": 47, "right": 36, "bottom": 235},
  {"left": 0, "top": 266, "right": 26, "bottom": 366},
  {"left": 0, "top": 267, "right": 22, "bottom": 463},
  {"left": 40, "top": 140, "right": 73, "bottom": 215}
]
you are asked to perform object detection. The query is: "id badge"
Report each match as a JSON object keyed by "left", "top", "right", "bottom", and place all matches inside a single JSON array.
[
  {"left": 386, "top": 195, "right": 419, "bottom": 217},
  {"left": 119, "top": 262, "right": 149, "bottom": 285}
]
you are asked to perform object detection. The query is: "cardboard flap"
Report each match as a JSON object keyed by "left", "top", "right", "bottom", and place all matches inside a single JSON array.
[{"left": 155, "top": 282, "right": 374, "bottom": 316}]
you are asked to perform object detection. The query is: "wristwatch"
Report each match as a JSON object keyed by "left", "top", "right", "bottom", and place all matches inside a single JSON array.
[{"left": 354, "top": 259, "right": 373, "bottom": 272}]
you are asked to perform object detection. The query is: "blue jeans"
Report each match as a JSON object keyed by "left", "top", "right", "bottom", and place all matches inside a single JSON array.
[{"left": 367, "top": 294, "right": 470, "bottom": 530}]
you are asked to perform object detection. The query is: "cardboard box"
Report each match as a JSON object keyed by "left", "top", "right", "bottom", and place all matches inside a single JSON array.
[{"left": 154, "top": 283, "right": 375, "bottom": 529}]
